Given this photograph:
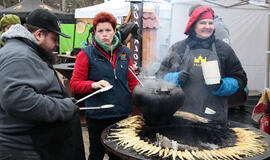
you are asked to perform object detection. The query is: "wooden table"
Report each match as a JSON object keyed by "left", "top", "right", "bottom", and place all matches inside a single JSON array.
[
  {"left": 58, "top": 54, "right": 76, "bottom": 59},
  {"left": 57, "top": 54, "right": 76, "bottom": 63}
]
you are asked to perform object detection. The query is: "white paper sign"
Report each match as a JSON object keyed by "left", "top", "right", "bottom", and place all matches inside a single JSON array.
[{"left": 202, "top": 60, "right": 221, "bottom": 85}]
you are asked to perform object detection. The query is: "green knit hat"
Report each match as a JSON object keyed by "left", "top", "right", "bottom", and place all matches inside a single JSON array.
[{"left": 0, "top": 14, "right": 21, "bottom": 29}]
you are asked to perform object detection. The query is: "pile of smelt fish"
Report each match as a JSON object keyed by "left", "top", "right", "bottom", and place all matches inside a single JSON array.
[{"left": 107, "top": 115, "right": 269, "bottom": 160}]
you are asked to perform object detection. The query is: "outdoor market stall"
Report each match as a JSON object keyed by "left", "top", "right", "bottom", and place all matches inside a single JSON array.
[{"left": 0, "top": 0, "right": 74, "bottom": 24}]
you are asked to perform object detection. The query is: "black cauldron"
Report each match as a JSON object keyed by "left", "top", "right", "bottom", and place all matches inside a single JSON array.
[{"left": 132, "top": 78, "right": 185, "bottom": 126}]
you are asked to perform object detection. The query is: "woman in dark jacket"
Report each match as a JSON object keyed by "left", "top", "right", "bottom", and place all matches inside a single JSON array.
[
  {"left": 156, "top": 6, "right": 247, "bottom": 124},
  {"left": 70, "top": 12, "right": 138, "bottom": 160}
]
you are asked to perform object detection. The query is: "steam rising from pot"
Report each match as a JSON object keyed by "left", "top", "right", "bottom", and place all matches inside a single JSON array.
[{"left": 132, "top": 77, "right": 185, "bottom": 126}]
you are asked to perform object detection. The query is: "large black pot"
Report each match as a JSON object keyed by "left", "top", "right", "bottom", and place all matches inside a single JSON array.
[{"left": 132, "top": 78, "right": 185, "bottom": 126}]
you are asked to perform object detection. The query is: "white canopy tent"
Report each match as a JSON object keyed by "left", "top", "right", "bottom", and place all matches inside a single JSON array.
[{"left": 74, "top": 1, "right": 130, "bottom": 19}]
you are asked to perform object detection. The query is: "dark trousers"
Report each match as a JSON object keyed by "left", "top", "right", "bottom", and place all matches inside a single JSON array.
[
  {"left": 86, "top": 117, "right": 126, "bottom": 160},
  {"left": 0, "top": 146, "right": 41, "bottom": 160}
]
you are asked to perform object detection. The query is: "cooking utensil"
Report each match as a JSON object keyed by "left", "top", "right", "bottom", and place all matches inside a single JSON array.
[
  {"left": 75, "top": 85, "right": 113, "bottom": 104},
  {"left": 174, "top": 111, "right": 210, "bottom": 123},
  {"left": 128, "top": 66, "right": 144, "bottom": 87},
  {"left": 79, "top": 104, "right": 114, "bottom": 110}
]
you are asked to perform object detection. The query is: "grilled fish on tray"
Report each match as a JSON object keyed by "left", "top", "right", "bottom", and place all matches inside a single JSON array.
[{"left": 107, "top": 115, "right": 268, "bottom": 160}]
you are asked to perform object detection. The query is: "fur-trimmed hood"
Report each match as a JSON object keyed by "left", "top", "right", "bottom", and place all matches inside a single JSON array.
[{"left": 1, "top": 24, "right": 57, "bottom": 65}]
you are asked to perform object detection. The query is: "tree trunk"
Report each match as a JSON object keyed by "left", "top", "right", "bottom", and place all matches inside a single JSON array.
[
  {"left": 62, "top": 0, "right": 66, "bottom": 11},
  {"left": 3, "top": 0, "right": 11, "bottom": 8}
]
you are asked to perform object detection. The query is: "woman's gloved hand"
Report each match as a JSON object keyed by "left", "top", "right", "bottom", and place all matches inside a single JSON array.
[
  {"left": 163, "top": 72, "right": 180, "bottom": 86},
  {"left": 206, "top": 80, "right": 222, "bottom": 91},
  {"left": 163, "top": 71, "right": 190, "bottom": 87},
  {"left": 212, "top": 77, "right": 239, "bottom": 96},
  {"left": 178, "top": 71, "right": 190, "bottom": 86}
]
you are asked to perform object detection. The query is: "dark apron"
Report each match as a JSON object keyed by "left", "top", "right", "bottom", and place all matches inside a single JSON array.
[{"left": 179, "top": 44, "right": 228, "bottom": 123}]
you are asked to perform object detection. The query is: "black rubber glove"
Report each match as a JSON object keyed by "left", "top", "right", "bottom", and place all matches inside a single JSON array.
[
  {"left": 178, "top": 71, "right": 190, "bottom": 86},
  {"left": 206, "top": 80, "right": 223, "bottom": 91}
]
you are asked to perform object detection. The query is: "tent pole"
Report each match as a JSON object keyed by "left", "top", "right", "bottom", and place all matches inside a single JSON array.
[
  {"left": 72, "top": 19, "right": 77, "bottom": 50},
  {"left": 266, "top": 3, "right": 270, "bottom": 89}
]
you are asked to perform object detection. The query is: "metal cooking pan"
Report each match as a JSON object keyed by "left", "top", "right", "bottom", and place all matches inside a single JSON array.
[{"left": 101, "top": 119, "right": 270, "bottom": 160}]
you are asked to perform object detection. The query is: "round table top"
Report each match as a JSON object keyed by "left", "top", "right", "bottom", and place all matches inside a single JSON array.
[{"left": 101, "top": 118, "right": 270, "bottom": 160}]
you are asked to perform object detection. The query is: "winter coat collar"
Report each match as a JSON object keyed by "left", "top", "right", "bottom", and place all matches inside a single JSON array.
[
  {"left": 186, "top": 34, "right": 215, "bottom": 49},
  {"left": 1, "top": 24, "right": 38, "bottom": 44},
  {"left": 94, "top": 35, "right": 120, "bottom": 56},
  {"left": 1, "top": 24, "right": 56, "bottom": 65}
]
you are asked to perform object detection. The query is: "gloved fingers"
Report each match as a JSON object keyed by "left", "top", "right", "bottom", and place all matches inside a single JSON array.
[
  {"left": 178, "top": 71, "right": 190, "bottom": 81},
  {"left": 181, "top": 71, "right": 190, "bottom": 77},
  {"left": 178, "top": 72, "right": 190, "bottom": 86},
  {"left": 207, "top": 84, "right": 221, "bottom": 91},
  {"left": 70, "top": 97, "right": 77, "bottom": 103},
  {"left": 206, "top": 80, "right": 222, "bottom": 91},
  {"left": 183, "top": 73, "right": 190, "bottom": 80},
  {"left": 180, "top": 76, "right": 189, "bottom": 82}
]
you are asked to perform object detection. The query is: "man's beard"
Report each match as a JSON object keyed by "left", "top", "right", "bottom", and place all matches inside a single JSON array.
[
  {"left": 45, "top": 52, "right": 57, "bottom": 65},
  {"left": 39, "top": 43, "right": 57, "bottom": 65}
]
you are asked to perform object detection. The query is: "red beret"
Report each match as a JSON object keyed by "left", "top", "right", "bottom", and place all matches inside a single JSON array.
[
  {"left": 184, "top": 6, "right": 214, "bottom": 35},
  {"left": 198, "top": 11, "right": 214, "bottom": 21}
]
